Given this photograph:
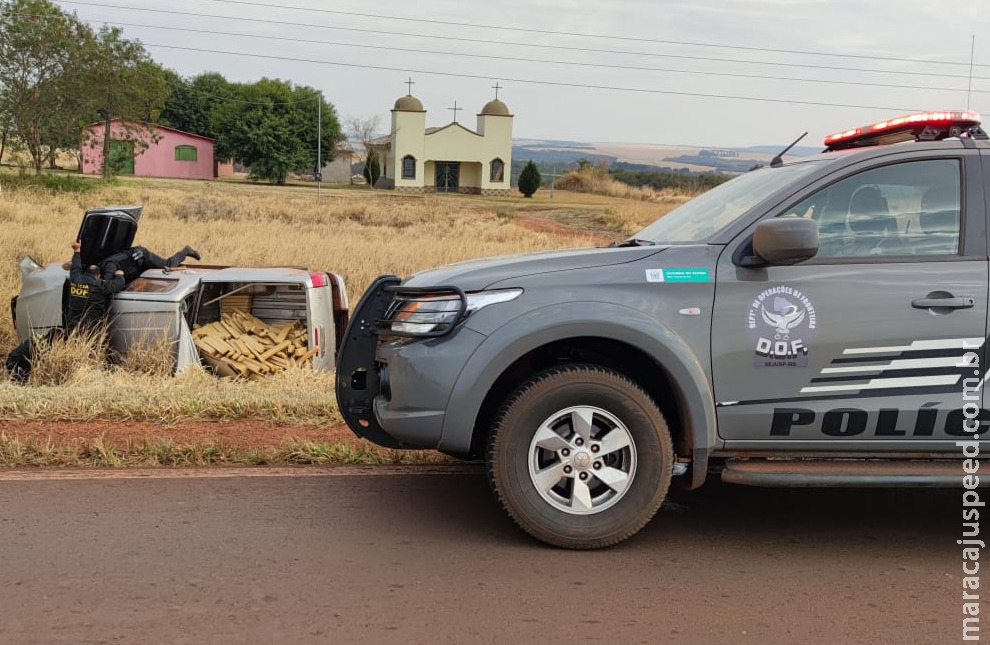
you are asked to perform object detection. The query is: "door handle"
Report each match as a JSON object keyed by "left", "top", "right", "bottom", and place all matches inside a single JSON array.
[{"left": 911, "top": 296, "right": 975, "bottom": 309}]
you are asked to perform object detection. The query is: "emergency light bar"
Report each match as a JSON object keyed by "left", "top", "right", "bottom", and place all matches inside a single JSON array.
[{"left": 824, "top": 110, "right": 982, "bottom": 151}]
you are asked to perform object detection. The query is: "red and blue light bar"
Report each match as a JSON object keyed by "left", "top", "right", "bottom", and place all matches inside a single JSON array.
[{"left": 824, "top": 110, "right": 982, "bottom": 149}]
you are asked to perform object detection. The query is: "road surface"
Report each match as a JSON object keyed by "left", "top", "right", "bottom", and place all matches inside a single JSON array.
[{"left": 0, "top": 466, "right": 963, "bottom": 644}]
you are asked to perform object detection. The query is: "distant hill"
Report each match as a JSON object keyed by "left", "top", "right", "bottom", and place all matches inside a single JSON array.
[
  {"left": 512, "top": 139, "right": 818, "bottom": 175},
  {"left": 513, "top": 139, "right": 596, "bottom": 149},
  {"left": 512, "top": 146, "right": 615, "bottom": 167}
]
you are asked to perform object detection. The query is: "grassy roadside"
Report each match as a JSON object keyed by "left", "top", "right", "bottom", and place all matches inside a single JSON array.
[
  {"left": 0, "top": 434, "right": 452, "bottom": 468},
  {"left": 0, "top": 365, "right": 460, "bottom": 468},
  {"left": 0, "top": 367, "right": 342, "bottom": 425}
]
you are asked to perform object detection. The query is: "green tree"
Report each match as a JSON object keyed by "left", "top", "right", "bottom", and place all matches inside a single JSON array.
[
  {"left": 211, "top": 78, "right": 341, "bottom": 184},
  {"left": 285, "top": 84, "right": 340, "bottom": 175},
  {"left": 0, "top": 0, "right": 89, "bottom": 173},
  {"left": 82, "top": 25, "right": 168, "bottom": 178},
  {"left": 0, "top": 1, "right": 167, "bottom": 175},
  {"left": 518, "top": 160, "right": 542, "bottom": 197},
  {"left": 160, "top": 71, "right": 231, "bottom": 139}
]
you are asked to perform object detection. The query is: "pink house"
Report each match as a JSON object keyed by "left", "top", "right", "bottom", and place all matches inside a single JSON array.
[{"left": 80, "top": 120, "right": 230, "bottom": 180}]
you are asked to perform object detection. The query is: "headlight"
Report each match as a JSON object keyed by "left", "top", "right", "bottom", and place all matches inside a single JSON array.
[{"left": 387, "top": 288, "right": 523, "bottom": 336}]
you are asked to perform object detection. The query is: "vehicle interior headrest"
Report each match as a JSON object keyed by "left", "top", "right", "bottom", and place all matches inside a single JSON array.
[{"left": 848, "top": 186, "right": 892, "bottom": 233}]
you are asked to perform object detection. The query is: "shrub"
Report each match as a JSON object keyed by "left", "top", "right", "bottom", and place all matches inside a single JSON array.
[
  {"left": 555, "top": 162, "right": 702, "bottom": 203},
  {"left": 0, "top": 173, "right": 103, "bottom": 193},
  {"left": 610, "top": 168, "right": 729, "bottom": 192},
  {"left": 518, "top": 160, "right": 541, "bottom": 198}
]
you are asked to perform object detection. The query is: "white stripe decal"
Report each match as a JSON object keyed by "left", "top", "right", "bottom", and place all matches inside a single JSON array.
[
  {"left": 842, "top": 346, "right": 913, "bottom": 355},
  {"left": 800, "top": 374, "right": 961, "bottom": 394},
  {"left": 821, "top": 356, "right": 965, "bottom": 374},
  {"left": 842, "top": 338, "right": 985, "bottom": 355}
]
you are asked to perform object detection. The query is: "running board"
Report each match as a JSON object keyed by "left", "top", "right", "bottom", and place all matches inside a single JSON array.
[{"left": 721, "top": 459, "right": 963, "bottom": 488}]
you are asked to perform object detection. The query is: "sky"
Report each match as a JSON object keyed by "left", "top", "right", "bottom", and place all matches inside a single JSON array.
[{"left": 53, "top": 0, "right": 990, "bottom": 149}]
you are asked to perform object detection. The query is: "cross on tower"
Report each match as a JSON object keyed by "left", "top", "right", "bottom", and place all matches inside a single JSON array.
[
  {"left": 404, "top": 77, "right": 415, "bottom": 95},
  {"left": 492, "top": 82, "right": 502, "bottom": 100},
  {"left": 448, "top": 100, "right": 461, "bottom": 122}
]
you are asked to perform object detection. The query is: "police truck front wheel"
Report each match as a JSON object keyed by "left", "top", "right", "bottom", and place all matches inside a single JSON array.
[{"left": 487, "top": 364, "right": 673, "bottom": 549}]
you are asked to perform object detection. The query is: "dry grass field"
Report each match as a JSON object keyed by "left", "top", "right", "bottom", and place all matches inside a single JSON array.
[{"left": 0, "top": 172, "right": 690, "bottom": 437}]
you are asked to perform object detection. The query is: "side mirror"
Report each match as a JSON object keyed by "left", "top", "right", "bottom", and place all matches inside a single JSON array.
[{"left": 752, "top": 217, "right": 819, "bottom": 266}]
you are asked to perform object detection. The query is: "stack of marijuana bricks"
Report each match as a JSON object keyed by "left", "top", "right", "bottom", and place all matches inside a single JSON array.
[{"left": 192, "top": 310, "right": 317, "bottom": 379}]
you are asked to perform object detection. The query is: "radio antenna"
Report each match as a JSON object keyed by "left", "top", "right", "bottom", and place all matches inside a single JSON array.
[{"left": 770, "top": 132, "right": 808, "bottom": 168}]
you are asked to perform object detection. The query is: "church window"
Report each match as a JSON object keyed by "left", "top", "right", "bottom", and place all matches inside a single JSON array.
[
  {"left": 490, "top": 158, "right": 505, "bottom": 183},
  {"left": 402, "top": 155, "right": 416, "bottom": 179}
]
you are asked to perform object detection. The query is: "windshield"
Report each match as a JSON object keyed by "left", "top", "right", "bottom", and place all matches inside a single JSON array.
[{"left": 633, "top": 160, "right": 829, "bottom": 243}]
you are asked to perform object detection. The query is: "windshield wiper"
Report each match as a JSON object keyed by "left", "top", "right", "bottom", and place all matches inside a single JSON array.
[{"left": 610, "top": 238, "right": 656, "bottom": 248}]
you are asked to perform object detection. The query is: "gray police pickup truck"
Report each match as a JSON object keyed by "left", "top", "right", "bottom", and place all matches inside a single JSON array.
[{"left": 337, "top": 111, "right": 989, "bottom": 548}]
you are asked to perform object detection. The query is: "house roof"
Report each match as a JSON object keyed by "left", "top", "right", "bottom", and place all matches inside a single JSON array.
[{"left": 83, "top": 119, "right": 215, "bottom": 143}]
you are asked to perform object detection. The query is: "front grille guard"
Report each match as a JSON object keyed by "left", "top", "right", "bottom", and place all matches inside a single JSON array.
[{"left": 375, "top": 284, "right": 467, "bottom": 338}]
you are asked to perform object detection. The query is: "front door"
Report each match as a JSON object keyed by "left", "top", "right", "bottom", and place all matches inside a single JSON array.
[
  {"left": 711, "top": 154, "right": 988, "bottom": 454},
  {"left": 109, "top": 139, "right": 135, "bottom": 175},
  {"left": 435, "top": 162, "right": 459, "bottom": 193}
]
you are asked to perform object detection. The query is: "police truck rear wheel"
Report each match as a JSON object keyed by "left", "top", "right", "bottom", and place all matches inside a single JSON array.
[{"left": 487, "top": 365, "right": 673, "bottom": 549}]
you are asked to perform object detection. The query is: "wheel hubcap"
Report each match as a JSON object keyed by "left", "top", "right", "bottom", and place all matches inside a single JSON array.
[
  {"left": 572, "top": 451, "right": 591, "bottom": 469},
  {"left": 527, "top": 405, "right": 637, "bottom": 515}
]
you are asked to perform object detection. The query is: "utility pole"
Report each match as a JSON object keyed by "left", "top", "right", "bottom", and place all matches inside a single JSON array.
[
  {"left": 967, "top": 35, "right": 976, "bottom": 110},
  {"left": 316, "top": 92, "right": 322, "bottom": 203},
  {"left": 547, "top": 164, "right": 562, "bottom": 199}
]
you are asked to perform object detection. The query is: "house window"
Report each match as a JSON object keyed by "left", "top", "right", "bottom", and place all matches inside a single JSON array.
[
  {"left": 175, "top": 145, "right": 198, "bottom": 162},
  {"left": 402, "top": 155, "right": 416, "bottom": 179},
  {"left": 490, "top": 158, "right": 505, "bottom": 183}
]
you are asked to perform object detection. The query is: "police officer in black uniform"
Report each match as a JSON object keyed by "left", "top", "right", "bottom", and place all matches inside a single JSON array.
[
  {"left": 100, "top": 245, "right": 200, "bottom": 283},
  {"left": 4, "top": 241, "right": 126, "bottom": 382},
  {"left": 67, "top": 240, "right": 126, "bottom": 330}
]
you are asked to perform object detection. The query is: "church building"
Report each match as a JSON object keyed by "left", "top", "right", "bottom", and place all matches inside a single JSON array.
[{"left": 368, "top": 85, "right": 513, "bottom": 196}]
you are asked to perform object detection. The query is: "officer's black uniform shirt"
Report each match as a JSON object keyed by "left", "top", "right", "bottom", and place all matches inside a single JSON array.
[{"left": 66, "top": 252, "right": 125, "bottom": 331}]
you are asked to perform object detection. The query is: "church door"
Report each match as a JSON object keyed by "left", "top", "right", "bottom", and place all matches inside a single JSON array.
[{"left": 435, "top": 162, "right": 460, "bottom": 193}]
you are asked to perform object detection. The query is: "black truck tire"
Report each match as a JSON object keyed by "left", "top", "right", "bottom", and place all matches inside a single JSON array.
[{"left": 487, "top": 364, "right": 673, "bottom": 549}]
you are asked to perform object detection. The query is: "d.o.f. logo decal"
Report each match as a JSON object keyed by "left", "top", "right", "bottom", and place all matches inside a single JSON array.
[{"left": 746, "top": 286, "right": 817, "bottom": 367}]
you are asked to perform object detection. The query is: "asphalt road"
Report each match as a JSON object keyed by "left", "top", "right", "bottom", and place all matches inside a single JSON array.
[{"left": 0, "top": 466, "right": 964, "bottom": 644}]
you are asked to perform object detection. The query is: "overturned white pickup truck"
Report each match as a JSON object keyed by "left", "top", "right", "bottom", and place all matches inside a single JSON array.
[{"left": 11, "top": 206, "right": 348, "bottom": 374}]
